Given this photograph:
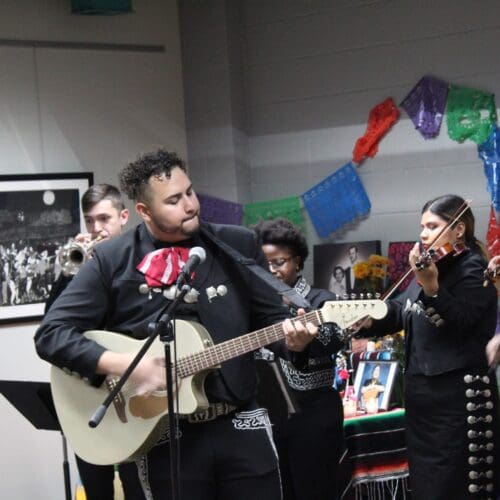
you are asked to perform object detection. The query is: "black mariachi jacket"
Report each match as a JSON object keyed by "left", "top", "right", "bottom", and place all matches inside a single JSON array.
[
  {"left": 35, "top": 222, "right": 291, "bottom": 402},
  {"left": 366, "top": 249, "right": 497, "bottom": 376}
]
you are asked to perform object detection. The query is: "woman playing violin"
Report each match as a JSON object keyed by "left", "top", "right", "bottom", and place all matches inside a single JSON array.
[{"left": 359, "top": 194, "right": 498, "bottom": 499}]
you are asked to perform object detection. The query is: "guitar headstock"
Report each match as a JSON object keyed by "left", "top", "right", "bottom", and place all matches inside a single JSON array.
[{"left": 320, "top": 300, "right": 388, "bottom": 330}]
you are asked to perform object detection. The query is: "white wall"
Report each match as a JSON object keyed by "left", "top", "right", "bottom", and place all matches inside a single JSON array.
[
  {"left": 0, "top": 1, "right": 186, "bottom": 498},
  {"left": 241, "top": 0, "right": 499, "bottom": 282},
  {"left": 1, "top": 0, "right": 499, "bottom": 496}
]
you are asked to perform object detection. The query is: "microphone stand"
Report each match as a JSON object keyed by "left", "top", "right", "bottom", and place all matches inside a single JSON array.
[{"left": 89, "top": 282, "right": 192, "bottom": 500}]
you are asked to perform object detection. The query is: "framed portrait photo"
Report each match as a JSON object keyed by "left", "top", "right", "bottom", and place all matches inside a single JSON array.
[
  {"left": 0, "top": 172, "right": 93, "bottom": 324},
  {"left": 313, "top": 240, "right": 381, "bottom": 295},
  {"left": 353, "top": 360, "right": 399, "bottom": 411}
]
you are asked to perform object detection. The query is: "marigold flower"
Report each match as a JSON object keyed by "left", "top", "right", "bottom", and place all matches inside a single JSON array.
[{"left": 353, "top": 261, "right": 370, "bottom": 279}]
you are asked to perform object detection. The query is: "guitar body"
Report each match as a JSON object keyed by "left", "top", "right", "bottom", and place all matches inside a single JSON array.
[
  {"left": 50, "top": 321, "right": 215, "bottom": 465},
  {"left": 49, "top": 299, "right": 388, "bottom": 465}
]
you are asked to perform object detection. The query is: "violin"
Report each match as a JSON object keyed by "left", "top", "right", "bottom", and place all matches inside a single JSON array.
[
  {"left": 415, "top": 242, "right": 469, "bottom": 271},
  {"left": 377, "top": 199, "right": 472, "bottom": 302}
]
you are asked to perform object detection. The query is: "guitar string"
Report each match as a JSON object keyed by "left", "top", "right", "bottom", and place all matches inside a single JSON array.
[{"left": 108, "top": 303, "right": 379, "bottom": 400}]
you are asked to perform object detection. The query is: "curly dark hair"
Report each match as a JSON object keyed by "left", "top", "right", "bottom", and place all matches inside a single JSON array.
[
  {"left": 119, "top": 148, "right": 187, "bottom": 202},
  {"left": 253, "top": 218, "right": 309, "bottom": 270}
]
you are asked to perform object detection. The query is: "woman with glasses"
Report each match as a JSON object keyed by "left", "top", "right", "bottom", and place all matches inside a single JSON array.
[{"left": 253, "top": 218, "right": 345, "bottom": 500}]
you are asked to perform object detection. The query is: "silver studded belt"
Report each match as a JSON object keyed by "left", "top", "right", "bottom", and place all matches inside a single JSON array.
[{"left": 183, "top": 402, "right": 239, "bottom": 423}]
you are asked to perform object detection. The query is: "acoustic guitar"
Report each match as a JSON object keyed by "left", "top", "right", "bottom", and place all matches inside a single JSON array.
[{"left": 50, "top": 299, "right": 387, "bottom": 465}]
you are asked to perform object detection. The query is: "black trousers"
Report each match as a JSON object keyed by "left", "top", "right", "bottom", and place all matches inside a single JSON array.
[
  {"left": 405, "top": 369, "right": 498, "bottom": 500},
  {"left": 135, "top": 407, "right": 281, "bottom": 500},
  {"left": 76, "top": 456, "right": 144, "bottom": 500},
  {"left": 273, "top": 390, "right": 345, "bottom": 500}
]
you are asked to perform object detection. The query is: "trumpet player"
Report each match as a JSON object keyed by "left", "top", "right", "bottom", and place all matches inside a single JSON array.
[
  {"left": 46, "top": 184, "right": 129, "bottom": 307},
  {"left": 44, "top": 184, "right": 143, "bottom": 500}
]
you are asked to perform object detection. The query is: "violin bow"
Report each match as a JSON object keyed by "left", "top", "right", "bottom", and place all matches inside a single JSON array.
[
  {"left": 381, "top": 198, "right": 472, "bottom": 301},
  {"left": 343, "top": 199, "right": 472, "bottom": 339}
]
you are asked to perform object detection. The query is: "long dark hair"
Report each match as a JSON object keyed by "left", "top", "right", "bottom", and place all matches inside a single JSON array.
[{"left": 422, "top": 194, "right": 487, "bottom": 260}]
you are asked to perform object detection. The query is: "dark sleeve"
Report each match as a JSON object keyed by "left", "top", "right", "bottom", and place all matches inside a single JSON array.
[
  {"left": 420, "top": 255, "right": 496, "bottom": 337},
  {"left": 308, "top": 288, "right": 344, "bottom": 354},
  {"left": 34, "top": 258, "right": 110, "bottom": 385},
  {"left": 44, "top": 273, "right": 73, "bottom": 313},
  {"left": 208, "top": 224, "right": 293, "bottom": 358},
  {"left": 359, "top": 287, "right": 408, "bottom": 338}
]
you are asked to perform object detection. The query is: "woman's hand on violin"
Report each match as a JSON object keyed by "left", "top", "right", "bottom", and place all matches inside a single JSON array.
[
  {"left": 487, "top": 255, "right": 500, "bottom": 277},
  {"left": 483, "top": 255, "right": 500, "bottom": 289},
  {"left": 409, "top": 242, "right": 439, "bottom": 296}
]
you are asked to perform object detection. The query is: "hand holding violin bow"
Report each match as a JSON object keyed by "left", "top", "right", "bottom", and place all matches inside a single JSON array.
[{"left": 483, "top": 254, "right": 500, "bottom": 288}]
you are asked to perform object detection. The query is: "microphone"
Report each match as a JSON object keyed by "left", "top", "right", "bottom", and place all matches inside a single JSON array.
[{"left": 176, "top": 246, "right": 206, "bottom": 286}]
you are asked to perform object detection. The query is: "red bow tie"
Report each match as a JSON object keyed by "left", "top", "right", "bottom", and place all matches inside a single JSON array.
[{"left": 137, "top": 247, "right": 191, "bottom": 287}]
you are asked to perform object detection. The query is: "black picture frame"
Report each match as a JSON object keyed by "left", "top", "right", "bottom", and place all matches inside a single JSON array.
[{"left": 0, "top": 172, "right": 93, "bottom": 324}]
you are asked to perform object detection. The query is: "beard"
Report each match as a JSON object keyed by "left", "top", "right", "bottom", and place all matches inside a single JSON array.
[{"left": 149, "top": 212, "right": 201, "bottom": 240}]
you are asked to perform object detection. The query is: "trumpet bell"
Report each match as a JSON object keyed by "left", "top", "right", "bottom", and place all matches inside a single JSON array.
[{"left": 57, "top": 242, "right": 89, "bottom": 276}]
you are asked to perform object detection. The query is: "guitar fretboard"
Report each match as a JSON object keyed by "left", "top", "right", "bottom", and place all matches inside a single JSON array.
[{"left": 175, "top": 309, "right": 324, "bottom": 378}]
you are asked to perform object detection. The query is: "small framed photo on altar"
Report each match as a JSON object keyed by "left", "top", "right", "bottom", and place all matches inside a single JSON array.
[{"left": 353, "top": 360, "right": 399, "bottom": 411}]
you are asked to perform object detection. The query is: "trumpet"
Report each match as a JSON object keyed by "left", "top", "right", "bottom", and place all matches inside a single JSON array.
[{"left": 58, "top": 235, "right": 103, "bottom": 276}]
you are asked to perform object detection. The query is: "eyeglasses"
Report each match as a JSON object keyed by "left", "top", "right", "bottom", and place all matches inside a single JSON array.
[{"left": 267, "top": 257, "right": 293, "bottom": 269}]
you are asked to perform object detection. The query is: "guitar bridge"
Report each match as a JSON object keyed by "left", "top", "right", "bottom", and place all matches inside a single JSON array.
[{"left": 106, "top": 377, "right": 128, "bottom": 423}]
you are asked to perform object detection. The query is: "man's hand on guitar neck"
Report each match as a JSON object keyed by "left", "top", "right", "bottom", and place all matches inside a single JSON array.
[
  {"left": 96, "top": 351, "right": 166, "bottom": 397},
  {"left": 282, "top": 308, "right": 317, "bottom": 352}
]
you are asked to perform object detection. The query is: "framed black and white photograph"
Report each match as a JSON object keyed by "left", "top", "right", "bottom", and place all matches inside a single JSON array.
[
  {"left": 313, "top": 240, "right": 381, "bottom": 295},
  {"left": 0, "top": 173, "right": 93, "bottom": 324},
  {"left": 353, "top": 360, "right": 399, "bottom": 411}
]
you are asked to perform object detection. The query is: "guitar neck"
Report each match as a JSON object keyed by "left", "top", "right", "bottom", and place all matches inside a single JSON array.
[{"left": 176, "top": 310, "right": 323, "bottom": 378}]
